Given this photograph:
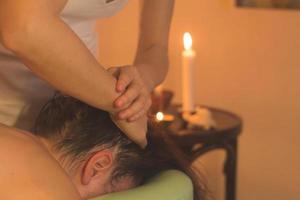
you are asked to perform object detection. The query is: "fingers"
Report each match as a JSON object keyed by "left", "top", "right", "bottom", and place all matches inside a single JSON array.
[
  {"left": 116, "top": 67, "right": 133, "bottom": 93},
  {"left": 128, "top": 108, "right": 147, "bottom": 122},
  {"left": 128, "top": 98, "right": 151, "bottom": 122},
  {"left": 115, "top": 82, "right": 139, "bottom": 108},
  {"left": 118, "top": 95, "right": 151, "bottom": 121},
  {"left": 110, "top": 65, "right": 152, "bottom": 122},
  {"left": 107, "top": 66, "right": 133, "bottom": 94}
]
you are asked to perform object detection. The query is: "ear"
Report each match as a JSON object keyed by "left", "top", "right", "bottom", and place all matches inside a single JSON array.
[{"left": 81, "top": 151, "right": 114, "bottom": 185}]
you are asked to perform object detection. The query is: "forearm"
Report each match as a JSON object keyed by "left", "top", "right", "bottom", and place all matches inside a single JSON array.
[
  {"left": 134, "top": 0, "right": 175, "bottom": 91},
  {"left": 1, "top": 9, "right": 119, "bottom": 113}
]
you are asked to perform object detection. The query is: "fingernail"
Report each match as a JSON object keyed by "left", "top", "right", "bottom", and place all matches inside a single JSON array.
[
  {"left": 116, "top": 101, "right": 123, "bottom": 107},
  {"left": 116, "top": 88, "right": 122, "bottom": 93},
  {"left": 117, "top": 85, "right": 123, "bottom": 92}
]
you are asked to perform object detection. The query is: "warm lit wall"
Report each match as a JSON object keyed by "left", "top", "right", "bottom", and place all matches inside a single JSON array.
[
  {"left": 97, "top": 1, "right": 300, "bottom": 200},
  {"left": 96, "top": 1, "right": 140, "bottom": 67}
]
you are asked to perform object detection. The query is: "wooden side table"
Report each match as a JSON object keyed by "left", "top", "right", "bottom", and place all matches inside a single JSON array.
[{"left": 163, "top": 105, "right": 243, "bottom": 200}]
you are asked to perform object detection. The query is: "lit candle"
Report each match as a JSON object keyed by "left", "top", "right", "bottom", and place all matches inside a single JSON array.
[
  {"left": 182, "top": 32, "right": 196, "bottom": 113},
  {"left": 156, "top": 112, "right": 175, "bottom": 122},
  {"left": 154, "top": 84, "right": 163, "bottom": 95},
  {"left": 153, "top": 84, "right": 164, "bottom": 112},
  {"left": 156, "top": 112, "right": 164, "bottom": 121}
]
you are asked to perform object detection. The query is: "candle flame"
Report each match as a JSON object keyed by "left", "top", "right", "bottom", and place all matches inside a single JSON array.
[
  {"left": 156, "top": 112, "right": 164, "bottom": 121},
  {"left": 183, "top": 32, "right": 193, "bottom": 50}
]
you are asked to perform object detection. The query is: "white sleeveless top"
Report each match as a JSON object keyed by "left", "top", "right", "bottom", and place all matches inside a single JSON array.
[{"left": 0, "top": 0, "right": 128, "bottom": 130}]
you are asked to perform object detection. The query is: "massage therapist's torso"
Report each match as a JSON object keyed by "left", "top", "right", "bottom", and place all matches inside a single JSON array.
[
  {"left": 0, "top": 0, "right": 128, "bottom": 130},
  {"left": 0, "top": 124, "right": 81, "bottom": 199}
]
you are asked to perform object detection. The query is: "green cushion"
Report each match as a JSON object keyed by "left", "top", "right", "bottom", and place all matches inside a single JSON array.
[{"left": 91, "top": 170, "right": 193, "bottom": 200}]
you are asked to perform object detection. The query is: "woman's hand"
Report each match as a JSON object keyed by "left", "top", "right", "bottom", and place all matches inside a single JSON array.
[
  {"left": 107, "top": 65, "right": 152, "bottom": 122},
  {"left": 107, "top": 65, "right": 150, "bottom": 148}
]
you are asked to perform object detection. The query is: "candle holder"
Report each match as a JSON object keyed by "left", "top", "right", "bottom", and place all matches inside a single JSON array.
[
  {"left": 157, "top": 112, "right": 175, "bottom": 128},
  {"left": 149, "top": 111, "right": 175, "bottom": 129},
  {"left": 182, "top": 106, "right": 217, "bottom": 130}
]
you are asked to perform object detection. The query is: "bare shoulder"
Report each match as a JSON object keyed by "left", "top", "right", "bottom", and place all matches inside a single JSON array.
[{"left": 0, "top": 124, "right": 81, "bottom": 200}]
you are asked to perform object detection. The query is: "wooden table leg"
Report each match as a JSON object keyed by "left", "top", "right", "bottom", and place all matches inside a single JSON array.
[{"left": 224, "top": 138, "right": 238, "bottom": 200}]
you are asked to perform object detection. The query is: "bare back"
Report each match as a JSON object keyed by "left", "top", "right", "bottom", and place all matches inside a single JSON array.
[{"left": 0, "top": 124, "right": 81, "bottom": 200}]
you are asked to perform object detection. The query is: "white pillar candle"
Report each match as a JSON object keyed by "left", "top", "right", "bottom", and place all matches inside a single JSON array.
[
  {"left": 154, "top": 84, "right": 164, "bottom": 111},
  {"left": 154, "top": 84, "right": 164, "bottom": 95},
  {"left": 182, "top": 32, "right": 196, "bottom": 113}
]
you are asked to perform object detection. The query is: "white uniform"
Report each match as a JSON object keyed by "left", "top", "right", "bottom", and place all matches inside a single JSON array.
[{"left": 0, "top": 0, "right": 128, "bottom": 130}]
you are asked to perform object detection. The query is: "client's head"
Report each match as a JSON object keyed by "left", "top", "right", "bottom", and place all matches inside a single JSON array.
[{"left": 32, "top": 94, "right": 174, "bottom": 199}]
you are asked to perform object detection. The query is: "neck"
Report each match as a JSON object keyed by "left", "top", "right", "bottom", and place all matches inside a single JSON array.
[
  {"left": 35, "top": 135, "right": 79, "bottom": 176},
  {"left": 37, "top": 135, "right": 84, "bottom": 199},
  {"left": 34, "top": 135, "right": 62, "bottom": 162}
]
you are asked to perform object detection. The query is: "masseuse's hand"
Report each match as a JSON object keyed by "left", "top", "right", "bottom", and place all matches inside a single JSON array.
[{"left": 107, "top": 65, "right": 152, "bottom": 122}]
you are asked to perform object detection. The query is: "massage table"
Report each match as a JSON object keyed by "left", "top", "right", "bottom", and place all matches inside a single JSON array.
[{"left": 91, "top": 170, "right": 193, "bottom": 200}]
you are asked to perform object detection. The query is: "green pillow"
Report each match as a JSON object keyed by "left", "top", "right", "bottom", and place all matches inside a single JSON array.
[{"left": 91, "top": 170, "right": 193, "bottom": 200}]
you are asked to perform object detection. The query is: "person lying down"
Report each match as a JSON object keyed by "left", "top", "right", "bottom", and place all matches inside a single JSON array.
[{"left": 0, "top": 94, "right": 204, "bottom": 200}]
